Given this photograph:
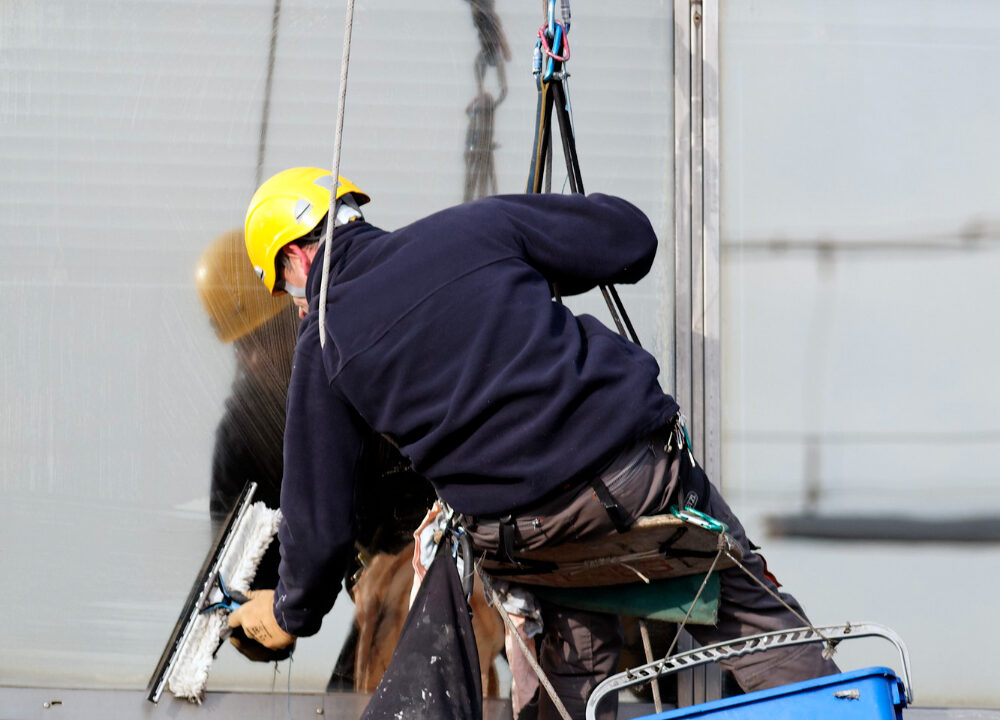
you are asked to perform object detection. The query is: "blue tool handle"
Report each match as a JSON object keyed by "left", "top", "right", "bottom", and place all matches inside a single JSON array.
[{"left": 199, "top": 573, "right": 251, "bottom": 613}]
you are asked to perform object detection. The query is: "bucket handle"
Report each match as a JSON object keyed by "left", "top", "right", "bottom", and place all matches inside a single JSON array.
[{"left": 585, "top": 622, "right": 913, "bottom": 720}]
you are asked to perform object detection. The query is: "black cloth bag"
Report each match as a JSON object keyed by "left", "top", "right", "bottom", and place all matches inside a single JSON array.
[{"left": 360, "top": 548, "right": 483, "bottom": 720}]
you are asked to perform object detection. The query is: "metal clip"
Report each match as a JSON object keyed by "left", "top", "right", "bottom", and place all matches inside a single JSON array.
[
  {"left": 670, "top": 505, "right": 728, "bottom": 534},
  {"left": 674, "top": 413, "right": 696, "bottom": 467},
  {"left": 531, "top": 39, "right": 543, "bottom": 77},
  {"left": 537, "top": 21, "right": 570, "bottom": 83}
]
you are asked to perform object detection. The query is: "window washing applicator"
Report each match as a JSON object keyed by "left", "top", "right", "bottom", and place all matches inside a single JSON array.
[{"left": 146, "top": 481, "right": 282, "bottom": 703}]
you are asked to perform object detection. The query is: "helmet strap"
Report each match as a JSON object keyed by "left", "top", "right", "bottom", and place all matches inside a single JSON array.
[{"left": 334, "top": 195, "right": 363, "bottom": 227}]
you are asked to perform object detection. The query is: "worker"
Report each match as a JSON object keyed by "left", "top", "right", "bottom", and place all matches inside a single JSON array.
[
  {"left": 228, "top": 167, "right": 839, "bottom": 720},
  {"left": 195, "top": 229, "right": 299, "bottom": 546}
]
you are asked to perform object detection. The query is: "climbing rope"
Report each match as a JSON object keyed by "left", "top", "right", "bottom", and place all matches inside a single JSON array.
[
  {"left": 638, "top": 620, "right": 663, "bottom": 712},
  {"left": 722, "top": 549, "right": 836, "bottom": 657},
  {"left": 255, "top": 0, "right": 282, "bottom": 188},
  {"left": 478, "top": 567, "right": 575, "bottom": 720},
  {"left": 659, "top": 534, "right": 728, "bottom": 662},
  {"left": 318, "top": 0, "right": 357, "bottom": 348}
]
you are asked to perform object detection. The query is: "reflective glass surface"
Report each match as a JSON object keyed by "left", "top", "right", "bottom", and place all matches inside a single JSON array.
[
  {"left": 720, "top": 1, "right": 1000, "bottom": 706},
  {"left": 1, "top": 0, "right": 673, "bottom": 691}
]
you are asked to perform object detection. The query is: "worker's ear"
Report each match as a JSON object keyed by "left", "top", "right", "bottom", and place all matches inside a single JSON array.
[{"left": 281, "top": 244, "right": 313, "bottom": 278}]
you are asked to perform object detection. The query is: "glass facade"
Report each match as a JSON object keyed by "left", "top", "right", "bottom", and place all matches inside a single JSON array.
[
  {"left": 720, "top": 1, "right": 1000, "bottom": 706},
  {"left": 0, "top": 0, "right": 673, "bottom": 693},
  {"left": 6, "top": 0, "right": 995, "bottom": 710}
]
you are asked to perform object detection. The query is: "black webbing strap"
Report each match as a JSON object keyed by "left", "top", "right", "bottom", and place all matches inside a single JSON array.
[
  {"left": 497, "top": 514, "right": 521, "bottom": 565},
  {"left": 588, "top": 477, "right": 631, "bottom": 534}
]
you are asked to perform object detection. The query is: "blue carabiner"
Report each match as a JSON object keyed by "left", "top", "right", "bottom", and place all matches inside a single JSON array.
[{"left": 542, "top": 23, "right": 564, "bottom": 82}]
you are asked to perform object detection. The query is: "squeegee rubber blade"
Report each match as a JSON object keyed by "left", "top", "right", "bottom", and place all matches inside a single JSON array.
[{"left": 145, "top": 481, "right": 258, "bottom": 703}]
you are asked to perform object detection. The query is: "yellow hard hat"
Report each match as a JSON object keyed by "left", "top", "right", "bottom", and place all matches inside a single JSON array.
[
  {"left": 244, "top": 167, "right": 370, "bottom": 294},
  {"left": 196, "top": 229, "right": 292, "bottom": 343}
]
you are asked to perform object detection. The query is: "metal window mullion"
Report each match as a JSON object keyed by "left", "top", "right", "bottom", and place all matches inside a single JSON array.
[
  {"left": 674, "top": 0, "right": 723, "bottom": 707},
  {"left": 690, "top": 0, "right": 706, "bottom": 462},
  {"left": 674, "top": 0, "right": 721, "bottom": 481},
  {"left": 673, "top": 2, "right": 699, "bottom": 707},
  {"left": 673, "top": 0, "right": 693, "bottom": 417},
  {"left": 701, "top": 0, "right": 721, "bottom": 484}
]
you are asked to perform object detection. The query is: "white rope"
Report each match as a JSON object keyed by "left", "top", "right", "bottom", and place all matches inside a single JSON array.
[
  {"left": 659, "top": 533, "right": 727, "bottom": 662},
  {"left": 319, "top": 0, "right": 357, "bottom": 348},
  {"left": 638, "top": 620, "right": 663, "bottom": 713},
  {"left": 478, "top": 566, "right": 574, "bottom": 720},
  {"left": 722, "top": 549, "right": 835, "bottom": 655}
]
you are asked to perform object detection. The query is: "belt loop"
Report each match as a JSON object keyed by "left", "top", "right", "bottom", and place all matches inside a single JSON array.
[{"left": 498, "top": 515, "right": 521, "bottom": 565}]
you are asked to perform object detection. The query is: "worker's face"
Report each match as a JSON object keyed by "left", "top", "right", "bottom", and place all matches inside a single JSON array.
[
  {"left": 278, "top": 246, "right": 312, "bottom": 319},
  {"left": 291, "top": 296, "right": 309, "bottom": 319}
]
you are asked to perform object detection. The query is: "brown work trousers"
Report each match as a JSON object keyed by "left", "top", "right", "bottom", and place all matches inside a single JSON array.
[{"left": 466, "top": 427, "right": 839, "bottom": 720}]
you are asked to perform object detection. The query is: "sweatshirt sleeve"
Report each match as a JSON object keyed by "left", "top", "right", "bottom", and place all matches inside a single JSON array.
[
  {"left": 272, "top": 319, "right": 364, "bottom": 637},
  {"left": 489, "top": 192, "right": 659, "bottom": 296}
]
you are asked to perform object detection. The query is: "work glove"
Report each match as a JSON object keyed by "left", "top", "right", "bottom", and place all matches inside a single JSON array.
[
  {"left": 227, "top": 589, "right": 296, "bottom": 651},
  {"left": 229, "top": 626, "right": 295, "bottom": 663}
]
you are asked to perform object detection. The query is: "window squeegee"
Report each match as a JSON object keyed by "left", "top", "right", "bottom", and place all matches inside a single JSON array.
[{"left": 146, "top": 481, "right": 282, "bottom": 703}]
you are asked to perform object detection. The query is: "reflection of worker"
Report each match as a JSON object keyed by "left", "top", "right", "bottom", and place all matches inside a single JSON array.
[
  {"left": 197, "top": 230, "right": 432, "bottom": 551},
  {"left": 195, "top": 229, "right": 299, "bottom": 558},
  {"left": 229, "top": 167, "right": 838, "bottom": 720},
  {"left": 196, "top": 231, "right": 298, "bottom": 662},
  {"left": 197, "top": 227, "right": 435, "bottom": 667}
]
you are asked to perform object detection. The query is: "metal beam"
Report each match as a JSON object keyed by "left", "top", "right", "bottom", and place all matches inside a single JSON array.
[
  {"left": 673, "top": 0, "right": 722, "bottom": 706},
  {"left": 673, "top": 0, "right": 720, "bottom": 484}
]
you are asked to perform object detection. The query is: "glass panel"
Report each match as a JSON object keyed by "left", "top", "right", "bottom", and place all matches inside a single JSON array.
[
  {"left": 0, "top": 0, "right": 672, "bottom": 691},
  {"left": 720, "top": 1, "right": 1000, "bottom": 706}
]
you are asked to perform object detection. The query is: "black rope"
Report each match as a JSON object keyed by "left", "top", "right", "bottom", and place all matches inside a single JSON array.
[
  {"left": 255, "top": 0, "right": 282, "bottom": 187},
  {"left": 463, "top": 0, "right": 510, "bottom": 202}
]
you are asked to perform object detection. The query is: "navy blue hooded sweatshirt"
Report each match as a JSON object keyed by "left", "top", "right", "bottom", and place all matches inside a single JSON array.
[{"left": 274, "top": 192, "right": 679, "bottom": 636}]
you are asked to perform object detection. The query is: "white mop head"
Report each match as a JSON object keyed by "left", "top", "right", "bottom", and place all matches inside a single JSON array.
[{"left": 166, "top": 501, "right": 282, "bottom": 703}]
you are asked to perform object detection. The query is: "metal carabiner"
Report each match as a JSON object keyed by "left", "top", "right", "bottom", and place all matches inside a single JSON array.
[
  {"left": 538, "top": 22, "right": 570, "bottom": 62},
  {"left": 547, "top": 0, "right": 572, "bottom": 34},
  {"left": 538, "top": 22, "right": 570, "bottom": 82},
  {"left": 670, "top": 505, "right": 728, "bottom": 534},
  {"left": 673, "top": 413, "right": 696, "bottom": 467}
]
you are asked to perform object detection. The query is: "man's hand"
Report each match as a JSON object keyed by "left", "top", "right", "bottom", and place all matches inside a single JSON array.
[
  {"left": 229, "top": 626, "right": 295, "bottom": 663},
  {"left": 227, "top": 589, "right": 296, "bottom": 651}
]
